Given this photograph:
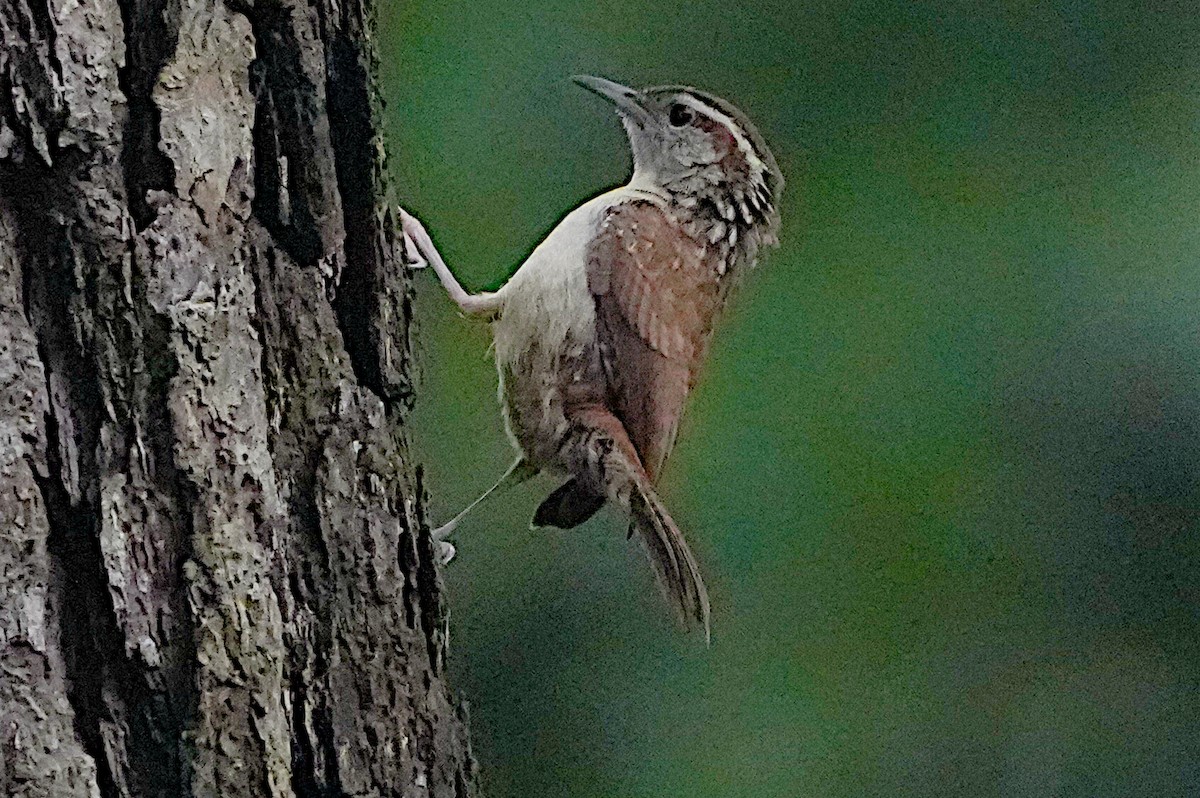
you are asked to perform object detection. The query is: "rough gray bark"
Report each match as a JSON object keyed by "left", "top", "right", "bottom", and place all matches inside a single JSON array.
[{"left": 0, "top": 0, "right": 477, "bottom": 795}]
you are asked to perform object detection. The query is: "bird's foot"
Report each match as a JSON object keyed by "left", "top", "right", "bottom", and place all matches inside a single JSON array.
[
  {"left": 398, "top": 207, "right": 429, "bottom": 271},
  {"left": 431, "top": 516, "right": 462, "bottom": 566},
  {"left": 434, "top": 539, "right": 457, "bottom": 566}
]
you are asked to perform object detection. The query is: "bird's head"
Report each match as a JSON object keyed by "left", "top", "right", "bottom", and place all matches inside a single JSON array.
[{"left": 574, "top": 75, "right": 783, "bottom": 236}]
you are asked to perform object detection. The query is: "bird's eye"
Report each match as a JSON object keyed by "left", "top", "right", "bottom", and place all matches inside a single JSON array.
[{"left": 668, "top": 103, "right": 694, "bottom": 127}]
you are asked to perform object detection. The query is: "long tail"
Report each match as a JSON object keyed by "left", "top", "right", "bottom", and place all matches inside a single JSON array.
[
  {"left": 629, "top": 481, "right": 711, "bottom": 644},
  {"left": 561, "top": 403, "right": 711, "bottom": 642}
]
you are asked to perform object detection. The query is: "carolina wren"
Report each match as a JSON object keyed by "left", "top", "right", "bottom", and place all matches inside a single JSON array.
[{"left": 402, "top": 76, "right": 783, "bottom": 641}]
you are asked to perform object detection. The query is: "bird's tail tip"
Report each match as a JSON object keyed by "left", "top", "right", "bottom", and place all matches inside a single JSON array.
[{"left": 629, "top": 487, "right": 711, "bottom": 644}]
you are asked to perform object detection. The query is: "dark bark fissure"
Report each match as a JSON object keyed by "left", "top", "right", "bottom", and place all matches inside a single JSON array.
[
  {"left": 38, "top": 422, "right": 120, "bottom": 798},
  {"left": 11, "top": 167, "right": 110, "bottom": 798},
  {"left": 11, "top": 155, "right": 197, "bottom": 798},
  {"left": 115, "top": 0, "right": 179, "bottom": 230},
  {"left": 40, "top": 429, "right": 188, "bottom": 798},
  {"left": 248, "top": 1, "right": 334, "bottom": 267},
  {"left": 250, "top": 65, "right": 288, "bottom": 246},
  {"left": 326, "top": 31, "right": 389, "bottom": 398},
  {"left": 410, "top": 466, "right": 449, "bottom": 674}
]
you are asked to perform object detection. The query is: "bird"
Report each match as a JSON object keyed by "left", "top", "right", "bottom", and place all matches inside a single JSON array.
[{"left": 401, "top": 75, "right": 783, "bottom": 641}]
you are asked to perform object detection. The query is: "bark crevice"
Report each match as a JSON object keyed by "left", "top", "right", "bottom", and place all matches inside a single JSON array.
[
  {"left": 38, "top": 409, "right": 118, "bottom": 798},
  {"left": 326, "top": 31, "right": 391, "bottom": 400},
  {"left": 13, "top": 151, "right": 199, "bottom": 798},
  {"left": 115, "top": 0, "right": 179, "bottom": 229},
  {"left": 247, "top": 0, "right": 341, "bottom": 267}
]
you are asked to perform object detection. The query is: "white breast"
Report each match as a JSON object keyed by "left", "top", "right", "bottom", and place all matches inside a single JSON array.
[
  {"left": 492, "top": 188, "right": 632, "bottom": 367},
  {"left": 489, "top": 186, "right": 669, "bottom": 463}
]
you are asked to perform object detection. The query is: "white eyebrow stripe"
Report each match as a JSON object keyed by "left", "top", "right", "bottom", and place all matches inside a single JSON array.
[{"left": 679, "top": 95, "right": 767, "bottom": 174}]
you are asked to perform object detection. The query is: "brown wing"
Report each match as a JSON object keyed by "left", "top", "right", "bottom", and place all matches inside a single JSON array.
[{"left": 588, "top": 199, "right": 722, "bottom": 480}]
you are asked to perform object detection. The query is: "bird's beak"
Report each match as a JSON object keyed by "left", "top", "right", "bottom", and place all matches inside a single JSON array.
[{"left": 572, "top": 75, "right": 651, "bottom": 127}]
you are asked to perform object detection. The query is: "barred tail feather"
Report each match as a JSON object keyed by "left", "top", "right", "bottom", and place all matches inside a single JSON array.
[{"left": 629, "top": 485, "right": 711, "bottom": 644}]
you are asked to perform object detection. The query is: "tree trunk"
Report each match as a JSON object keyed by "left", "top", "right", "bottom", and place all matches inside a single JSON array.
[{"left": 0, "top": 0, "right": 477, "bottom": 795}]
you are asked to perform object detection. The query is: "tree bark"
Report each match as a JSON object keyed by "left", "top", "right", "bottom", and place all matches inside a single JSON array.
[{"left": 0, "top": 0, "right": 477, "bottom": 795}]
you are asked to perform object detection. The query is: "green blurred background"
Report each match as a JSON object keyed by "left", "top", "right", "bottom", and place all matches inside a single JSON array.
[{"left": 378, "top": 2, "right": 1200, "bottom": 795}]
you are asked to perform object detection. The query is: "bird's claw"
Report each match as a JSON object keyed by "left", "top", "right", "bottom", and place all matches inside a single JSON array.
[
  {"left": 399, "top": 207, "right": 429, "bottom": 270},
  {"left": 434, "top": 539, "right": 457, "bottom": 567}
]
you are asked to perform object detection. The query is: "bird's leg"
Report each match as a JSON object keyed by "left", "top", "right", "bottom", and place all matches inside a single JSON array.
[
  {"left": 431, "top": 458, "right": 538, "bottom": 564},
  {"left": 399, "top": 207, "right": 503, "bottom": 318}
]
